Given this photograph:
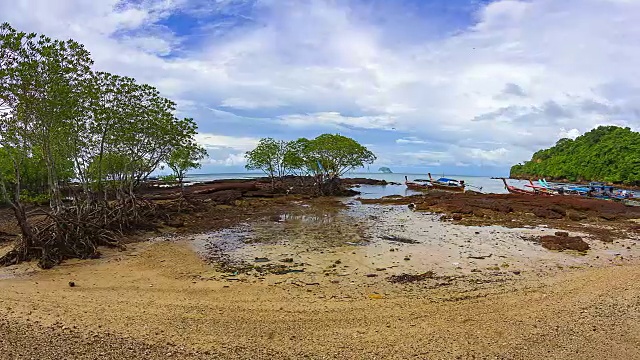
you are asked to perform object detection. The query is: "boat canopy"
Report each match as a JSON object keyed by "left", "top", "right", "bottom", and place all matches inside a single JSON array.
[{"left": 436, "top": 178, "right": 458, "bottom": 183}]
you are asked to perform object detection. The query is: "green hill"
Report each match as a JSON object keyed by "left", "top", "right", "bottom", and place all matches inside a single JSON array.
[{"left": 510, "top": 126, "right": 640, "bottom": 185}]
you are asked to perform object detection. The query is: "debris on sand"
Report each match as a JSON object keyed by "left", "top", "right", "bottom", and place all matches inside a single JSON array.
[
  {"left": 538, "top": 235, "right": 590, "bottom": 252},
  {"left": 388, "top": 271, "right": 436, "bottom": 284},
  {"left": 381, "top": 235, "right": 419, "bottom": 244}
]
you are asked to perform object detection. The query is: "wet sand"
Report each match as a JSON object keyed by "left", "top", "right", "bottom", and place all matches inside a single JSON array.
[{"left": 1, "top": 198, "right": 640, "bottom": 359}]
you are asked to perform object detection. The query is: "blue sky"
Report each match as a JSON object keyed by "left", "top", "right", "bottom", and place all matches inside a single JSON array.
[{"left": 2, "top": 0, "right": 640, "bottom": 176}]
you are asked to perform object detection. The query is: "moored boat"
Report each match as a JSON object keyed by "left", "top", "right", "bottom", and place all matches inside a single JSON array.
[
  {"left": 404, "top": 176, "right": 431, "bottom": 191},
  {"left": 427, "top": 173, "right": 465, "bottom": 192},
  {"left": 501, "top": 178, "right": 536, "bottom": 195}
]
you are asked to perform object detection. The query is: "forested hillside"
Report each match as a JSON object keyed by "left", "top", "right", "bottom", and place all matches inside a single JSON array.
[{"left": 510, "top": 126, "right": 640, "bottom": 185}]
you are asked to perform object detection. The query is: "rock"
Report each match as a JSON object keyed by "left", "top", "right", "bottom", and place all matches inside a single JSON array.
[
  {"left": 365, "top": 273, "right": 378, "bottom": 278},
  {"left": 68, "top": 281, "right": 75, "bottom": 288},
  {"left": 452, "top": 214, "right": 463, "bottom": 221},
  {"left": 567, "top": 212, "right": 586, "bottom": 221},
  {"left": 254, "top": 257, "right": 270, "bottom": 263},
  {"left": 403, "top": 257, "right": 411, "bottom": 261},
  {"left": 375, "top": 267, "right": 387, "bottom": 271},
  {"left": 512, "top": 270, "right": 521, "bottom": 275},
  {"left": 280, "top": 258, "right": 294, "bottom": 263},
  {"left": 207, "top": 189, "right": 244, "bottom": 204},
  {"left": 334, "top": 260, "right": 342, "bottom": 265},
  {"left": 554, "top": 231, "right": 569, "bottom": 237}
]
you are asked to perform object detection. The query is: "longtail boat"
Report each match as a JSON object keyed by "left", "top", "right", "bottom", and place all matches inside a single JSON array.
[
  {"left": 501, "top": 178, "right": 536, "bottom": 195},
  {"left": 405, "top": 176, "right": 431, "bottom": 191},
  {"left": 525, "top": 180, "right": 558, "bottom": 195},
  {"left": 427, "top": 173, "right": 465, "bottom": 192}
]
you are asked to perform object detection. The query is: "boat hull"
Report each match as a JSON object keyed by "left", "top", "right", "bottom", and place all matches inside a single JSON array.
[{"left": 429, "top": 183, "right": 465, "bottom": 192}]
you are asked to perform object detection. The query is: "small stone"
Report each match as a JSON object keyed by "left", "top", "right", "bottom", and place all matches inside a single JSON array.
[
  {"left": 280, "top": 258, "right": 294, "bottom": 263},
  {"left": 365, "top": 273, "right": 378, "bottom": 278},
  {"left": 68, "top": 281, "right": 75, "bottom": 288},
  {"left": 452, "top": 214, "right": 463, "bottom": 221},
  {"left": 554, "top": 231, "right": 569, "bottom": 237},
  {"left": 334, "top": 260, "right": 342, "bottom": 265},
  {"left": 404, "top": 257, "right": 410, "bottom": 261},
  {"left": 512, "top": 270, "right": 521, "bottom": 275},
  {"left": 375, "top": 267, "right": 387, "bottom": 271}
]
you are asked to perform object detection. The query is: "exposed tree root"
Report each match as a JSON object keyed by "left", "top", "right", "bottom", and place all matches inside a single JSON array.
[{"left": 0, "top": 198, "right": 156, "bottom": 269}]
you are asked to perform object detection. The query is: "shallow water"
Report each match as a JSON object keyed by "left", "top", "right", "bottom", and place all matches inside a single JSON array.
[{"left": 192, "top": 201, "right": 639, "bottom": 278}]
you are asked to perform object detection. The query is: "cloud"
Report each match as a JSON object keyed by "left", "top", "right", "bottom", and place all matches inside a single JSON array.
[
  {"left": 2, "top": 0, "right": 640, "bottom": 172},
  {"left": 194, "top": 133, "right": 259, "bottom": 151},
  {"left": 279, "top": 112, "right": 397, "bottom": 130},
  {"left": 396, "top": 137, "right": 427, "bottom": 145}
]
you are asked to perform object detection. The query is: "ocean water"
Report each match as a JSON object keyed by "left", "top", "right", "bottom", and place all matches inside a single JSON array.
[{"left": 184, "top": 172, "right": 528, "bottom": 196}]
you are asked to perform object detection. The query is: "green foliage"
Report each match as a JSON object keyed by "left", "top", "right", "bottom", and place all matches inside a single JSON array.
[
  {"left": 19, "top": 190, "right": 50, "bottom": 205},
  {"left": 166, "top": 141, "right": 207, "bottom": 183},
  {"left": 245, "top": 138, "right": 298, "bottom": 181},
  {"left": 0, "top": 22, "right": 205, "bottom": 205},
  {"left": 158, "top": 174, "right": 177, "bottom": 183},
  {"left": 510, "top": 126, "right": 640, "bottom": 185},
  {"left": 245, "top": 134, "right": 376, "bottom": 182}
]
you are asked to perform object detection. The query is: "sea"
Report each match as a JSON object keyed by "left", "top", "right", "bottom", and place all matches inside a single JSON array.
[{"left": 184, "top": 172, "right": 531, "bottom": 198}]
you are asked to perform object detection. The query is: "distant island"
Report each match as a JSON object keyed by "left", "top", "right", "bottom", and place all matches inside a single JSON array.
[
  {"left": 510, "top": 126, "right": 640, "bottom": 186},
  {"left": 378, "top": 167, "right": 393, "bottom": 173}
]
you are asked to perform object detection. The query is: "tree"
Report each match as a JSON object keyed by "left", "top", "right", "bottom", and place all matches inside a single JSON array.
[
  {"left": 167, "top": 143, "right": 207, "bottom": 188},
  {"left": 0, "top": 22, "right": 206, "bottom": 268},
  {"left": 245, "top": 138, "right": 296, "bottom": 186},
  {"left": 245, "top": 134, "right": 376, "bottom": 194},
  {"left": 510, "top": 126, "right": 640, "bottom": 185},
  {"left": 302, "top": 134, "right": 376, "bottom": 181}
]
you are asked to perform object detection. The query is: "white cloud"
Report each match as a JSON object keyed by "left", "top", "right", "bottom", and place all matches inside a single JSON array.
[
  {"left": 279, "top": 112, "right": 397, "bottom": 130},
  {"left": 2, "top": 0, "right": 640, "bottom": 170},
  {"left": 194, "top": 133, "right": 259, "bottom": 151},
  {"left": 396, "top": 137, "right": 427, "bottom": 145},
  {"left": 558, "top": 128, "right": 581, "bottom": 140}
]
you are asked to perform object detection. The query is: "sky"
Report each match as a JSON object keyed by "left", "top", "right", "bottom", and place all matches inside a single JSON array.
[{"left": 2, "top": 0, "right": 639, "bottom": 176}]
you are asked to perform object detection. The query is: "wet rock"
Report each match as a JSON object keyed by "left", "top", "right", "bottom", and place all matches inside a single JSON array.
[
  {"left": 388, "top": 271, "right": 435, "bottom": 284},
  {"left": 468, "top": 254, "right": 492, "bottom": 260},
  {"left": 208, "top": 190, "right": 243, "bottom": 204},
  {"left": 567, "top": 212, "right": 586, "bottom": 221},
  {"left": 538, "top": 235, "right": 590, "bottom": 252},
  {"left": 381, "top": 235, "right": 419, "bottom": 244}
]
